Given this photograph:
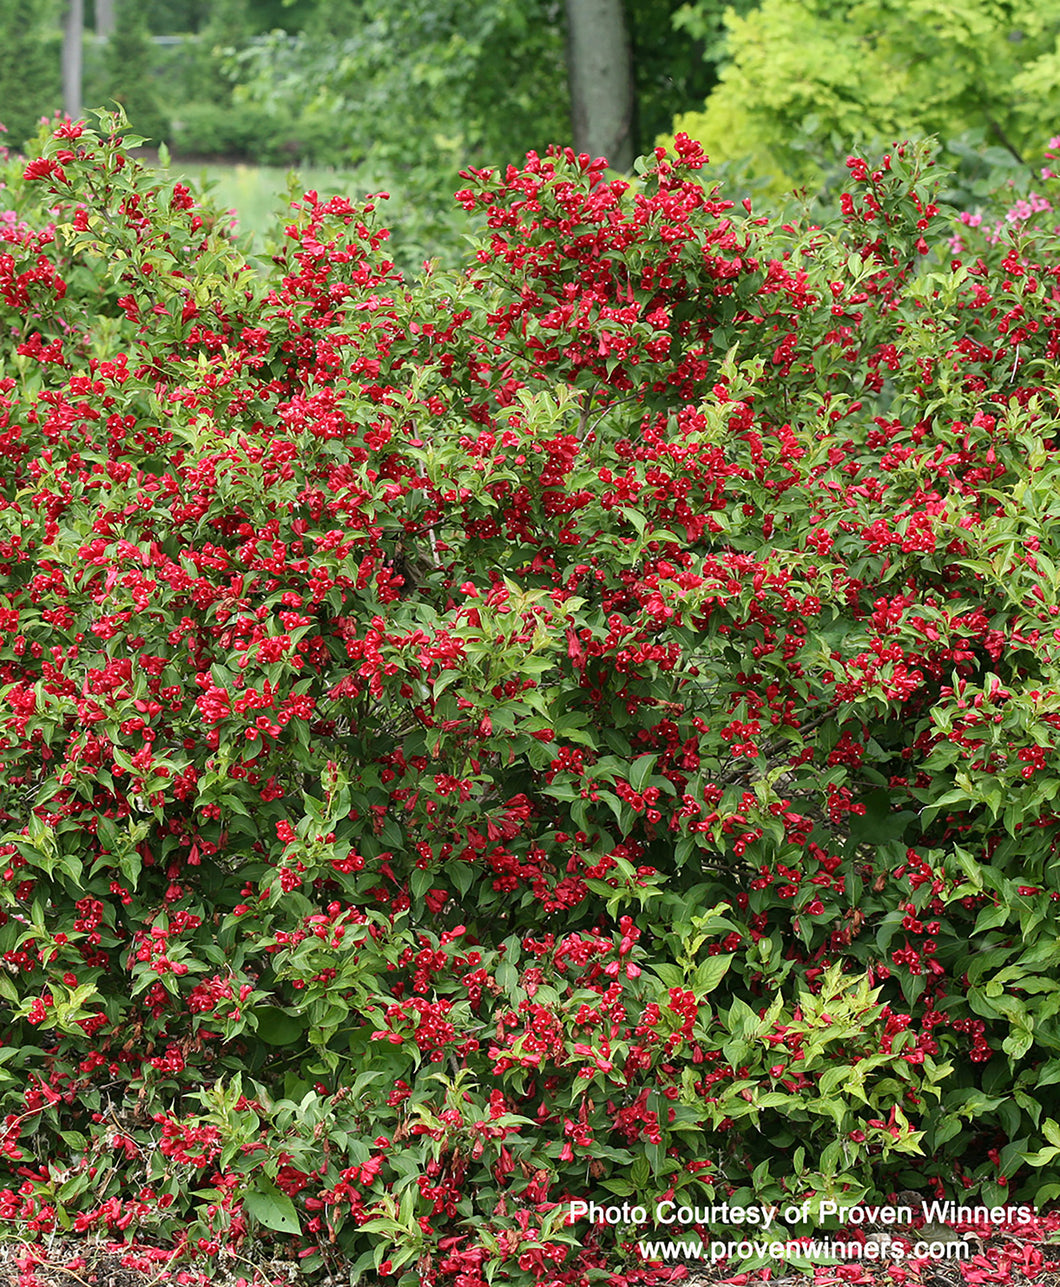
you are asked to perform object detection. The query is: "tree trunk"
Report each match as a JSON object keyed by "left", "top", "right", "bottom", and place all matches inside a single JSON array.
[
  {"left": 62, "top": 0, "right": 84, "bottom": 120},
  {"left": 564, "top": 0, "right": 635, "bottom": 172},
  {"left": 96, "top": 0, "right": 115, "bottom": 39}
]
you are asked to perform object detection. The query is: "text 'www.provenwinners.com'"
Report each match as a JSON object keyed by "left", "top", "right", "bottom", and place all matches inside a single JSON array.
[{"left": 634, "top": 1234, "right": 972, "bottom": 1263}]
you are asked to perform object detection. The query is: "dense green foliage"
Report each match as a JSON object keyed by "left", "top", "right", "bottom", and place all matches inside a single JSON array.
[
  {"left": 223, "top": 0, "right": 571, "bottom": 171},
  {"left": 0, "top": 0, "right": 61, "bottom": 150},
  {"left": 672, "top": 0, "right": 1060, "bottom": 189}
]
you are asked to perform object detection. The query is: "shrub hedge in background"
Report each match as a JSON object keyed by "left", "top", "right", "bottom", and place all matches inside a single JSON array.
[{"left": 2, "top": 113, "right": 1060, "bottom": 1284}]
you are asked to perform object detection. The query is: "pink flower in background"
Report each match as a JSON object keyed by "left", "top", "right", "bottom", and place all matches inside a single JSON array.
[{"left": 1005, "top": 192, "right": 1053, "bottom": 224}]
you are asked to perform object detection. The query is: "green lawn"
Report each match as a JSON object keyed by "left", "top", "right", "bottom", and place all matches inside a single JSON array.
[
  {"left": 165, "top": 160, "right": 471, "bottom": 275},
  {"left": 171, "top": 161, "right": 367, "bottom": 248}
]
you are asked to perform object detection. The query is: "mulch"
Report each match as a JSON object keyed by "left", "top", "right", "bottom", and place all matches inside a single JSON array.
[
  {"left": 1, "top": 1218, "right": 1059, "bottom": 1287},
  {"left": 0, "top": 1237, "right": 320, "bottom": 1287}
]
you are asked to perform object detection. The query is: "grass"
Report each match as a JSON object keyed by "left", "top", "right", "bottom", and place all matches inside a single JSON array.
[
  {"left": 170, "top": 162, "right": 369, "bottom": 249},
  {"left": 163, "top": 159, "right": 473, "bottom": 275}
]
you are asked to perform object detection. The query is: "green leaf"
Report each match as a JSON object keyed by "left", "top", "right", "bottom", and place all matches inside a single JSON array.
[
  {"left": 630, "top": 755, "right": 657, "bottom": 793},
  {"left": 254, "top": 1007, "right": 305, "bottom": 1046},
  {"left": 243, "top": 1179, "right": 301, "bottom": 1234},
  {"left": 695, "top": 954, "right": 734, "bottom": 995},
  {"left": 973, "top": 902, "right": 1010, "bottom": 935}
]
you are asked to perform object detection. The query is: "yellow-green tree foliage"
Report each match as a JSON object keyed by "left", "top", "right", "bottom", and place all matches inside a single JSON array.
[{"left": 670, "top": 0, "right": 1060, "bottom": 188}]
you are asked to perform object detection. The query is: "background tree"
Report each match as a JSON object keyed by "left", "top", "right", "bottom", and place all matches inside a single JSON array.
[
  {"left": 230, "top": 0, "right": 570, "bottom": 172},
  {"left": 671, "top": 0, "right": 1060, "bottom": 188},
  {"left": 0, "top": 0, "right": 60, "bottom": 150},
  {"left": 180, "top": 0, "right": 250, "bottom": 104},
  {"left": 565, "top": 0, "right": 635, "bottom": 169},
  {"left": 62, "top": 0, "right": 83, "bottom": 120},
  {"left": 93, "top": 0, "right": 114, "bottom": 37},
  {"left": 101, "top": 0, "right": 170, "bottom": 144},
  {"left": 626, "top": 0, "right": 730, "bottom": 150},
  {"left": 199, "top": 0, "right": 724, "bottom": 172},
  {"left": 68, "top": 0, "right": 756, "bottom": 179}
]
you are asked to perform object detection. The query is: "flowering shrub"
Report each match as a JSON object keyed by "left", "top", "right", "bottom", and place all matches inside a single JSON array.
[{"left": 2, "top": 111, "right": 1060, "bottom": 1284}]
